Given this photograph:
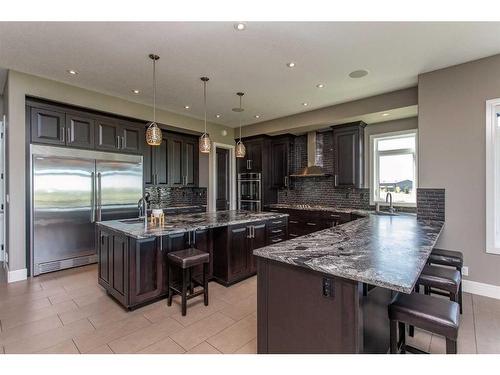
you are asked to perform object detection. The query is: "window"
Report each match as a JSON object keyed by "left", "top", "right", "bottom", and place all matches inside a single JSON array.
[
  {"left": 370, "top": 130, "right": 417, "bottom": 206},
  {"left": 486, "top": 99, "right": 500, "bottom": 254}
]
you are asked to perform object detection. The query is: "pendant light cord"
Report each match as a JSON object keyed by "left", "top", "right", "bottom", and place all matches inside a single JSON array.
[
  {"left": 204, "top": 80, "right": 207, "bottom": 134},
  {"left": 239, "top": 95, "right": 242, "bottom": 141},
  {"left": 153, "top": 58, "right": 156, "bottom": 123}
]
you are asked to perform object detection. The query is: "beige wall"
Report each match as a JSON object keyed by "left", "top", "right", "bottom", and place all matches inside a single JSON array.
[
  {"left": 6, "top": 70, "right": 234, "bottom": 272},
  {"left": 419, "top": 54, "right": 500, "bottom": 286},
  {"left": 242, "top": 87, "right": 417, "bottom": 137},
  {"left": 363, "top": 117, "right": 418, "bottom": 188},
  {"left": 0, "top": 94, "right": 4, "bottom": 115}
]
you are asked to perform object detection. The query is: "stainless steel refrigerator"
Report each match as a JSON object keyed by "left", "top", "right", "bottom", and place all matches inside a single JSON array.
[{"left": 30, "top": 145, "right": 143, "bottom": 276}]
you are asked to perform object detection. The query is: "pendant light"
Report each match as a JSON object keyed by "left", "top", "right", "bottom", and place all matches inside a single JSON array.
[
  {"left": 235, "top": 92, "right": 246, "bottom": 158},
  {"left": 199, "top": 77, "right": 211, "bottom": 153},
  {"left": 145, "top": 54, "right": 162, "bottom": 146}
]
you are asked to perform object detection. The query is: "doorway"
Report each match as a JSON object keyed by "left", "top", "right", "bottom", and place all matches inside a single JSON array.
[
  {"left": 208, "top": 143, "right": 236, "bottom": 212},
  {"left": 216, "top": 148, "right": 230, "bottom": 211}
]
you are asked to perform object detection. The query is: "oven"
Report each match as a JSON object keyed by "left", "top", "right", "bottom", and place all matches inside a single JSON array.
[{"left": 238, "top": 173, "right": 262, "bottom": 211}]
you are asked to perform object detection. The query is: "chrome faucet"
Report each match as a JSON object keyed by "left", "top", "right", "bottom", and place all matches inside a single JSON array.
[
  {"left": 138, "top": 192, "right": 150, "bottom": 218},
  {"left": 386, "top": 192, "right": 395, "bottom": 213}
]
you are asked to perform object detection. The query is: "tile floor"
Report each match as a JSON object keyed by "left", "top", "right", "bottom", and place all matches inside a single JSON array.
[{"left": 0, "top": 263, "right": 499, "bottom": 354}]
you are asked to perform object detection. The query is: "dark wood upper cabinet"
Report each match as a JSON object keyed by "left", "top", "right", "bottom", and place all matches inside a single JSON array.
[
  {"left": 169, "top": 136, "right": 184, "bottom": 186},
  {"left": 332, "top": 122, "right": 366, "bottom": 188},
  {"left": 30, "top": 107, "right": 66, "bottom": 145},
  {"left": 120, "top": 122, "right": 144, "bottom": 154},
  {"left": 271, "top": 135, "right": 293, "bottom": 189},
  {"left": 66, "top": 113, "right": 95, "bottom": 149},
  {"left": 144, "top": 136, "right": 169, "bottom": 187},
  {"left": 95, "top": 118, "right": 120, "bottom": 151},
  {"left": 183, "top": 137, "right": 198, "bottom": 186}
]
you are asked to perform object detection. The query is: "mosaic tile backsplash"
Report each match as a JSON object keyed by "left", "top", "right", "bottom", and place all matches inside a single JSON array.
[{"left": 145, "top": 186, "right": 207, "bottom": 208}]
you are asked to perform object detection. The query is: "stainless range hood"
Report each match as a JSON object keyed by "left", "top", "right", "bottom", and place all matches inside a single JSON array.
[{"left": 290, "top": 131, "right": 330, "bottom": 177}]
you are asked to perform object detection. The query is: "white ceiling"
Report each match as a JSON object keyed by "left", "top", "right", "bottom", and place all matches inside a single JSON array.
[{"left": 1, "top": 22, "right": 500, "bottom": 127}]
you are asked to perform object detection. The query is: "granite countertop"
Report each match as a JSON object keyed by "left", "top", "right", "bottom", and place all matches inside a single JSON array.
[
  {"left": 253, "top": 213, "right": 444, "bottom": 293},
  {"left": 265, "top": 204, "right": 370, "bottom": 215},
  {"left": 97, "top": 210, "right": 289, "bottom": 239}
]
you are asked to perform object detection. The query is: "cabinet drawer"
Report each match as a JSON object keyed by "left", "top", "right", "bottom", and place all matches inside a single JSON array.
[
  {"left": 268, "top": 218, "right": 287, "bottom": 228},
  {"left": 268, "top": 235, "right": 286, "bottom": 244},
  {"left": 267, "top": 227, "right": 285, "bottom": 236}
]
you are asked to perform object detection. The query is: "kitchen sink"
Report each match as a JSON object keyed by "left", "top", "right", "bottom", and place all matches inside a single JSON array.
[{"left": 374, "top": 211, "right": 398, "bottom": 216}]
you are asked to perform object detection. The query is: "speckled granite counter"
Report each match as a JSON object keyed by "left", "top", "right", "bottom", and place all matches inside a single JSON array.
[
  {"left": 97, "top": 210, "right": 289, "bottom": 239},
  {"left": 253, "top": 213, "right": 444, "bottom": 293},
  {"left": 265, "top": 203, "right": 370, "bottom": 216}
]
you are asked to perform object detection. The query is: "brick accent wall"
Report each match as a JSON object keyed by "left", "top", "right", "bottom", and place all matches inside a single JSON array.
[
  {"left": 416, "top": 188, "right": 445, "bottom": 221},
  {"left": 145, "top": 186, "right": 207, "bottom": 209}
]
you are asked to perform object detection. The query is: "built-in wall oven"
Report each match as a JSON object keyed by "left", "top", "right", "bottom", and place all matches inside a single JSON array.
[{"left": 238, "top": 173, "right": 261, "bottom": 211}]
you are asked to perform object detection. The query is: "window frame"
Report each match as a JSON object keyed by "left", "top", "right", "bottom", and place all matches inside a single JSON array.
[
  {"left": 369, "top": 129, "right": 418, "bottom": 207},
  {"left": 485, "top": 99, "right": 500, "bottom": 254}
]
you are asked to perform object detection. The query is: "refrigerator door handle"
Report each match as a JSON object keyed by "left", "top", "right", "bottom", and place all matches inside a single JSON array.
[
  {"left": 97, "top": 172, "right": 102, "bottom": 221},
  {"left": 90, "top": 172, "right": 96, "bottom": 223}
]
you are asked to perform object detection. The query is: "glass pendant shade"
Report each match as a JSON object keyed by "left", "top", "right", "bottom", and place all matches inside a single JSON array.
[
  {"left": 199, "top": 132, "right": 211, "bottom": 153},
  {"left": 235, "top": 140, "right": 246, "bottom": 158},
  {"left": 199, "top": 76, "right": 212, "bottom": 153},
  {"left": 146, "top": 122, "right": 162, "bottom": 146}
]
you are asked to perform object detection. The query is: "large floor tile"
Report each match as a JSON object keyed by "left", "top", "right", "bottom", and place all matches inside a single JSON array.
[
  {"left": 108, "top": 317, "right": 183, "bottom": 354},
  {"left": 406, "top": 327, "right": 432, "bottom": 353},
  {"left": 186, "top": 341, "right": 221, "bottom": 354},
  {"left": 85, "top": 344, "right": 114, "bottom": 354},
  {"left": 169, "top": 312, "right": 235, "bottom": 351},
  {"left": 234, "top": 338, "right": 257, "bottom": 354},
  {"left": 37, "top": 339, "right": 80, "bottom": 354},
  {"left": 169, "top": 296, "right": 230, "bottom": 327},
  {"left": 138, "top": 337, "right": 186, "bottom": 354},
  {"left": 207, "top": 315, "right": 257, "bottom": 354},
  {"left": 74, "top": 314, "right": 151, "bottom": 353},
  {"left": 0, "top": 315, "right": 62, "bottom": 346},
  {"left": 219, "top": 293, "right": 256, "bottom": 321},
  {"left": 58, "top": 296, "right": 122, "bottom": 325}
]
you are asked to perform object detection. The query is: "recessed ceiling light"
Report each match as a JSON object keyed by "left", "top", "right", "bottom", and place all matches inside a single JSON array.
[
  {"left": 349, "top": 69, "right": 369, "bottom": 78},
  {"left": 215, "top": 114, "right": 221, "bottom": 118},
  {"left": 67, "top": 69, "right": 78, "bottom": 75},
  {"left": 382, "top": 113, "right": 390, "bottom": 117},
  {"left": 234, "top": 23, "right": 246, "bottom": 31},
  {"left": 254, "top": 115, "right": 260, "bottom": 119},
  {"left": 302, "top": 102, "right": 309, "bottom": 106},
  {"left": 316, "top": 84, "right": 325, "bottom": 88},
  {"left": 184, "top": 105, "right": 190, "bottom": 110},
  {"left": 286, "top": 62, "right": 296, "bottom": 68},
  {"left": 132, "top": 89, "right": 140, "bottom": 94}
]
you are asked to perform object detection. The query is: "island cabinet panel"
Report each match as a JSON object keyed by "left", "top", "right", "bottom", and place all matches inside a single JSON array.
[
  {"left": 228, "top": 224, "right": 250, "bottom": 280},
  {"left": 249, "top": 222, "right": 267, "bottom": 273},
  {"left": 97, "top": 228, "right": 129, "bottom": 307},
  {"left": 257, "top": 258, "right": 392, "bottom": 354},
  {"left": 128, "top": 236, "right": 165, "bottom": 307}
]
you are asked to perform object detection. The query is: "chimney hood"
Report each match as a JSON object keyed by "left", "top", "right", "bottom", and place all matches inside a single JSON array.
[{"left": 290, "top": 131, "right": 330, "bottom": 177}]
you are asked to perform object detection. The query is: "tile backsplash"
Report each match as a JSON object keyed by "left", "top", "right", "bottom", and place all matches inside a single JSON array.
[
  {"left": 145, "top": 186, "right": 207, "bottom": 208},
  {"left": 416, "top": 188, "right": 445, "bottom": 221}
]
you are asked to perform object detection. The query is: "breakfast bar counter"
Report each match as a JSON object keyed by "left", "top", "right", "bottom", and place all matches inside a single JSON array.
[{"left": 254, "top": 213, "right": 444, "bottom": 354}]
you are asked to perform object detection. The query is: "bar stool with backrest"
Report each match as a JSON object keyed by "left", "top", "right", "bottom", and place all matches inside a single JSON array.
[
  {"left": 167, "top": 247, "right": 209, "bottom": 316},
  {"left": 388, "top": 292, "right": 459, "bottom": 354}
]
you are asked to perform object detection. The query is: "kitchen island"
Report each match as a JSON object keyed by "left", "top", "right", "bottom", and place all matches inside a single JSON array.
[
  {"left": 96, "top": 210, "right": 288, "bottom": 309},
  {"left": 254, "top": 213, "right": 444, "bottom": 354}
]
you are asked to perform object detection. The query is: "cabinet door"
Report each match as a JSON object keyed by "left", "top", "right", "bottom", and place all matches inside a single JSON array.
[
  {"left": 228, "top": 224, "right": 249, "bottom": 280},
  {"left": 156, "top": 137, "right": 169, "bottom": 185},
  {"left": 66, "top": 113, "right": 95, "bottom": 149},
  {"left": 333, "top": 124, "right": 364, "bottom": 188},
  {"left": 128, "top": 237, "right": 164, "bottom": 305},
  {"left": 98, "top": 229, "right": 112, "bottom": 286},
  {"left": 143, "top": 144, "right": 155, "bottom": 186},
  {"left": 31, "top": 107, "right": 66, "bottom": 145},
  {"left": 121, "top": 123, "right": 144, "bottom": 154},
  {"left": 249, "top": 222, "right": 267, "bottom": 273},
  {"left": 248, "top": 142, "right": 262, "bottom": 172},
  {"left": 183, "top": 137, "right": 199, "bottom": 186},
  {"left": 271, "top": 141, "right": 288, "bottom": 188},
  {"left": 192, "top": 228, "right": 212, "bottom": 279},
  {"left": 169, "top": 136, "right": 184, "bottom": 186},
  {"left": 95, "top": 119, "right": 120, "bottom": 151},
  {"left": 112, "top": 235, "right": 128, "bottom": 298},
  {"left": 165, "top": 232, "right": 190, "bottom": 286}
]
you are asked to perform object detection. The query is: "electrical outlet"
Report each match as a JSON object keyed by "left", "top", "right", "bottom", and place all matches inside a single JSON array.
[
  {"left": 462, "top": 266, "right": 469, "bottom": 276},
  {"left": 322, "top": 277, "right": 335, "bottom": 298}
]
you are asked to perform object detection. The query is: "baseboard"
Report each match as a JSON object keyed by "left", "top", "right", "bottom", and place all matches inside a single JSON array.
[
  {"left": 7, "top": 267, "right": 28, "bottom": 283},
  {"left": 463, "top": 280, "right": 500, "bottom": 300}
]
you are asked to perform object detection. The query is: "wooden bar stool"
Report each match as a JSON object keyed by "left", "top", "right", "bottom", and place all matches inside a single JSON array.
[
  {"left": 167, "top": 248, "right": 209, "bottom": 316},
  {"left": 389, "top": 292, "right": 459, "bottom": 354},
  {"left": 427, "top": 248, "right": 463, "bottom": 314}
]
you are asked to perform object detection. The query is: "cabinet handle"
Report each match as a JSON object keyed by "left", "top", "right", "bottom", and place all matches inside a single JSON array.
[
  {"left": 192, "top": 230, "right": 196, "bottom": 245},
  {"left": 289, "top": 220, "right": 299, "bottom": 224},
  {"left": 67, "top": 127, "right": 71, "bottom": 143},
  {"left": 116, "top": 136, "right": 120, "bottom": 149},
  {"left": 271, "top": 220, "right": 283, "bottom": 225},
  {"left": 61, "top": 127, "right": 65, "bottom": 143},
  {"left": 271, "top": 229, "right": 282, "bottom": 234},
  {"left": 284, "top": 176, "right": 289, "bottom": 187},
  {"left": 246, "top": 160, "right": 250, "bottom": 170},
  {"left": 271, "top": 238, "right": 281, "bottom": 243},
  {"left": 289, "top": 234, "right": 299, "bottom": 237},
  {"left": 249, "top": 160, "right": 252, "bottom": 170},
  {"left": 334, "top": 174, "right": 338, "bottom": 186},
  {"left": 306, "top": 222, "right": 317, "bottom": 226},
  {"left": 247, "top": 226, "right": 252, "bottom": 239},
  {"left": 121, "top": 136, "right": 125, "bottom": 149}
]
